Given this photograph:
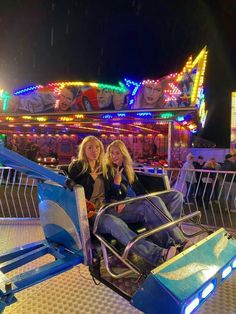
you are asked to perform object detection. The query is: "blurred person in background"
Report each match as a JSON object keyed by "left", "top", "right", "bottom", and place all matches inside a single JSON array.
[
  {"left": 193, "top": 156, "right": 205, "bottom": 202},
  {"left": 220, "top": 154, "right": 236, "bottom": 213},
  {"left": 201, "top": 160, "right": 217, "bottom": 208},
  {"left": 181, "top": 153, "right": 197, "bottom": 203}
]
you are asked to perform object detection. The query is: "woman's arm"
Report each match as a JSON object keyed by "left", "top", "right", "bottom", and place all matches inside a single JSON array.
[
  {"left": 68, "top": 160, "right": 94, "bottom": 200},
  {"left": 105, "top": 167, "right": 128, "bottom": 201},
  {"left": 68, "top": 160, "right": 83, "bottom": 183}
]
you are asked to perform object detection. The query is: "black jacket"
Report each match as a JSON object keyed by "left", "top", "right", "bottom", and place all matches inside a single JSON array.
[
  {"left": 201, "top": 166, "right": 216, "bottom": 183},
  {"left": 68, "top": 160, "right": 126, "bottom": 202},
  {"left": 220, "top": 160, "right": 236, "bottom": 182},
  {"left": 106, "top": 166, "right": 147, "bottom": 197}
]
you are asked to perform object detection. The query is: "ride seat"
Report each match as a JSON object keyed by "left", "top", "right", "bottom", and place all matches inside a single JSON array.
[{"left": 57, "top": 164, "right": 70, "bottom": 175}]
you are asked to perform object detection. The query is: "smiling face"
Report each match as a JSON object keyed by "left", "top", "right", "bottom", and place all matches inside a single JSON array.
[
  {"left": 143, "top": 83, "right": 163, "bottom": 106},
  {"left": 109, "top": 146, "right": 124, "bottom": 167},
  {"left": 84, "top": 140, "right": 101, "bottom": 162}
]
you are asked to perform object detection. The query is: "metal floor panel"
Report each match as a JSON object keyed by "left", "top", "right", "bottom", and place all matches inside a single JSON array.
[{"left": 0, "top": 221, "right": 236, "bottom": 314}]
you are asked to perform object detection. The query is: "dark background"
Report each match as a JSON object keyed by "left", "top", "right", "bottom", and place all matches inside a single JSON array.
[{"left": 0, "top": 0, "right": 235, "bottom": 147}]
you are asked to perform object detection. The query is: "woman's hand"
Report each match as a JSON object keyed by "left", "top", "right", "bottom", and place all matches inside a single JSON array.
[
  {"left": 90, "top": 166, "right": 102, "bottom": 181},
  {"left": 113, "top": 166, "right": 124, "bottom": 185}
]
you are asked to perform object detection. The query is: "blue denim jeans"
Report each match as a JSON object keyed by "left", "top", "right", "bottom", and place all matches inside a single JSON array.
[{"left": 96, "top": 191, "right": 185, "bottom": 266}]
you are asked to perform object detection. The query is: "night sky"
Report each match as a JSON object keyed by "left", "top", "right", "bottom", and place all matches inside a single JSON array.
[{"left": 0, "top": 0, "right": 236, "bottom": 147}]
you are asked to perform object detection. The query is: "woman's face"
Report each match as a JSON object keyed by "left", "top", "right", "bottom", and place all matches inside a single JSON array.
[
  {"left": 59, "top": 88, "right": 74, "bottom": 111},
  {"left": 113, "top": 91, "right": 127, "bottom": 110},
  {"left": 109, "top": 146, "right": 123, "bottom": 167},
  {"left": 143, "top": 83, "right": 163, "bottom": 106},
  {"left": 84, "top": 140, "right": 101, "bottom": 162},
  {"left": 97, "top": 88, "right": 112, "bottom": 109}
]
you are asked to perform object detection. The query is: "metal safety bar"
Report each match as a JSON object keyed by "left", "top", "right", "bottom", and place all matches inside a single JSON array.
[
  {"left": 93, "top": 189, "right": 174, "bottom": 235},
  {"left": 122, "top": 211, "right": 201, "bottom": 260},
  {"left": 95, "top": 233, "right": 140, "bottom": 278}
]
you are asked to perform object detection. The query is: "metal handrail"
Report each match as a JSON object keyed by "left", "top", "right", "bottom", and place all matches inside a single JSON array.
[
  {"left": 92, "top": 189, "right": 174, "bottom": 235},
  {"left": 95, "top": 234, "right": 140, "bottom": 278},
  {"left": 122, "top": 211, "right": 201, "bottom": 260}
]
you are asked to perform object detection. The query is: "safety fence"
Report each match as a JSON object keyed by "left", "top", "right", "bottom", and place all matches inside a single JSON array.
[
  {"left": 0, "top": 167, "right": 38, "bottom": 218},
  {"left": 0, "top": 166, "right": 236, "bottom": 232}
]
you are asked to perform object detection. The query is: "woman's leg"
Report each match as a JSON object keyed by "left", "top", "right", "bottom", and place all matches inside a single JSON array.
[
  {"left": 144, "top": 196, "right": 186, "bottom": 245},
  {"left": 111, "top": 198, "right": 186, "bottom": 247},
  {"left": 96, "top": 213, "right": 165, "bottom": 265},
  {"left": 159, "top": 190, "right": 184, "bottom": 219},
  {"left": 107, "top": 202, "right": 172, "bottom": 248}
]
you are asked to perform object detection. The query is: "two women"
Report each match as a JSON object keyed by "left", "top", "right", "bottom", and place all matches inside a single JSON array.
[{"left": 68, "top": 136, "right": 187, "bottom": 269}]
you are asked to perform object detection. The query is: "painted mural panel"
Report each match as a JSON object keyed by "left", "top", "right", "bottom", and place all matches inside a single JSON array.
[{"left": 3, "top": 48, "right": 207, "bottom": 118}]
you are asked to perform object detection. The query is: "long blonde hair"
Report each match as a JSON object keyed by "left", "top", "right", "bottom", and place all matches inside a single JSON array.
[
  {"left": 77, "top": 136, "right": 105, "bottom": 174},
  {"left": 105, "top": 140, "right": 135, "bottom": 184}
]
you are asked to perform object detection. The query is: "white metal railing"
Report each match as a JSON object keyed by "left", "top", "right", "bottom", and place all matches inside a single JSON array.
[
  {"left": 0, "top": 167, "right": 38, "bottom": 218},
  {"left": 1, "top": 165, "right": 236, "bottom": 232}
]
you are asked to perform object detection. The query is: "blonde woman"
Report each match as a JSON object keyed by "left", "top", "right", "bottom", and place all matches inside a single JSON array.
[
  {"left": 68, "top": 136, "right": 176, "bottom": 270},
  {"left": 105, "top": 140, "right": 189, "bottom": 251}
]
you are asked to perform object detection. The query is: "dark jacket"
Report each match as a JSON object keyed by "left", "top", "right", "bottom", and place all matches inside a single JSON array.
[
  {"left": 107, "top": 166, "right": 147, "bottom": 197},
  {"left": 220, "top": 160, "right": 236, "bottom": 182},
  {"left": 193, "top": 161, "right": 205, "bottom": 181},
  {"left": 201, "top": 166, "right": 216, "bottom": 183},
  {"left": 68, "top": 160, "right": 126, "bottom": 202}
]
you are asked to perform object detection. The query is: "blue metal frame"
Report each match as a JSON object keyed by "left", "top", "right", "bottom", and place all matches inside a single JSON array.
[
  {"left": 132, "top": 228, "right": 236, "bottom": 314},
  {"left": 0, "top": 241, "right": 83, "bottom": 312},
  {"left": 0, "top": 142, "right": 86, "bottom": 312}
]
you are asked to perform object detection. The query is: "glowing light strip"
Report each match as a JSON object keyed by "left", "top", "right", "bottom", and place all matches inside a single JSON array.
[
  {"left": 101, "top": 114, "right": 113, "bottom": 119},
  {"left": 191, "top": 47, "right": 208, "bottom": 105},
  {"left": 0, "top": 90, "right": 11, "bottom": 112},
  {"left": 136, "top": 112, "right": 152, "bottom": 117},
  {"left": 98, "top": 81, "right": 127, "bottom": 93},
  {"left": 201, "top": 282, "right": 215, "bottom": 299},
  {"left": 128, "top": 124, "right": 160, "bottom": 134},
  {"left": 13, "top": 81, "right": 128, "bottom": 95},
  {"left": 124, "top": 78, "right": 142, "bottom": 106},
  {"left": 98, "top": 124, "right": 132, "bottom": 133},
  {"left": 232, "top": 258, "right": 236, "bottom": 268},
  {"left": 160, "top": 112, "right": 174, "bottom": 119},
  {"left": 184, "top": 298, "right": 200, "bottom": 314},
  {"left": 13, "top": 85, "right": 37, "bottom": 95},
  {"left": 222, "top": 266, "right": 232, "bottom": 279},
  {"left": 231, "top": 92, "right": 236, "bottom": 129}
]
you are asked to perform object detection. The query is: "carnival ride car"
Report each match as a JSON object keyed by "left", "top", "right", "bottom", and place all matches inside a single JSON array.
[{"left": 0, "top": 142, "right": 236, "bottom": 314}]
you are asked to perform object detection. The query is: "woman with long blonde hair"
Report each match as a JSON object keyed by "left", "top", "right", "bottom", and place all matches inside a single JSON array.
[
  {"left": 105, "top": 139, "right": 134, "bottom": 183},
  {"left": 105, "top": 140, "right": 190, "bottom": 251}
]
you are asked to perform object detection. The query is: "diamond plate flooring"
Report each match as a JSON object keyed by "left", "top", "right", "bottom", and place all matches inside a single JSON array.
[{"left": 0, "top": 220, "right": 236, "bottom": 314}]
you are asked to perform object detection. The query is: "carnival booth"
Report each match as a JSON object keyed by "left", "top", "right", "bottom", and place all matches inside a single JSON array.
[{"left": 1, "top": 48, "right": 208, "bottom": 166}]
